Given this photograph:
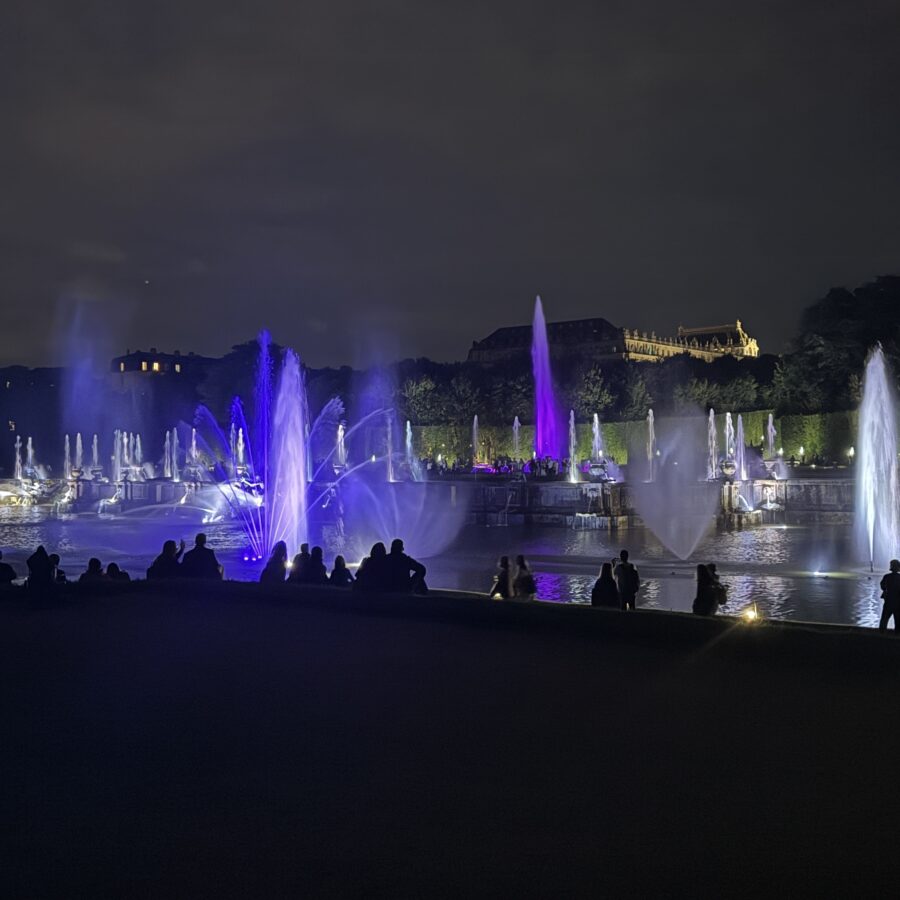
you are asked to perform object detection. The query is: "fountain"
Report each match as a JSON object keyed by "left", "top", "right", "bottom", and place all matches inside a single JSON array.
[
  {"left": 724, "top": 412, "right": 735, "bottom": 461},
  {"left": 735, "top": 414, "right": 746, "bottom": 482},
  {"left": 385, "top": 412, "right": 395, "bottom": 482},
  {"left": 336, "top": 423, "right": 348, "bottom": 469},
  {"left": 591, "top": 413, "right": 604, "bottom": 459},
  {"left": 405, "top": 420, "right": 422, "bottom": 480},
  {"left": 26, "top": 437, "right": 34, "bottom": 474},
  {"left": 63, "top": 434, "right": 72, "bottom": 481},
  {"left": 512, "top": 416, "right": 520, "bottom": 458},
  {"left": 163, "top": 431, "right": 172, "bottom": 479},
  {"left": 171, "top": 428, "right": 180, "bottom": 482},
  {"left": 472, "top": 414, "right": 479, "bottom": 463},
  {"left": 855, "top": 345, "right": 900, "bottom": 569},
  {"left": 706, "top": 409, "right": 718, "bottom": 480},
  {"left": 632, "top": 415, "right": 718, "bottom": 559},
  {"left": 645, "top": 409, "right": 656, "bottom": 482},
  {"left": 74, "top": 433, "right": 83, "bottom": 473},
  {"left": 91, "top": 434, "right": 100, "bottom": 471},
  {"left": 766, "top": 413, "right": 777, "bottom": 459},
  {"left": 531, "top": 296, "right": 561, "bottom": 459},
  {"left": 13, "top": 436, "right": 22, "bottom": 482},
  {"left": 567, "top": 411, "right": 578, "bottom": 482}
]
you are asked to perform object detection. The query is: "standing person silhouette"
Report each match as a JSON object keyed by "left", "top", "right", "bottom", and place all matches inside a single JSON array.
[
  {"left": 614, "top": 550, "right": 640, "bottom": 610},
  {"left": 0, "top": 551, "right": 18, "bottom": 588},
  {"left": 591, "top": 562, "right": 619, "bottom": 608},
  {"left": 879, "top": 559, "right": 900, "bottom": 632},
  {"left": 489, "top": 556, "right": 512, "bottom": 599}
]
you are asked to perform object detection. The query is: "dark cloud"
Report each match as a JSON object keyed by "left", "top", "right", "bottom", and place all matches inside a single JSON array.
[{"left": 2, "top": 0, "right": 900, "bottom": 367}]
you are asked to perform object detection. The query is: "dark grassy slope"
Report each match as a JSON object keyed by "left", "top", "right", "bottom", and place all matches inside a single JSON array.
[{"left": 2, "top": 583, "right": 899, "bottom": 898}]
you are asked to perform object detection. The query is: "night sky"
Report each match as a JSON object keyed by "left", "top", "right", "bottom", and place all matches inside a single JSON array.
[{"left": 3, "top": 0, "right": 900, "bottom": 369}]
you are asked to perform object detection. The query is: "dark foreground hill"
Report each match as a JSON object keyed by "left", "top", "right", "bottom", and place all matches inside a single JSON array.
[{"left": 2, "top": 582, "right": 899, "bottom": 897}]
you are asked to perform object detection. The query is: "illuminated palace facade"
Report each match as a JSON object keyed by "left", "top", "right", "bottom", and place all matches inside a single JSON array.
[{"left": 467, "top": 318, "right": 759, "bottom": 365}]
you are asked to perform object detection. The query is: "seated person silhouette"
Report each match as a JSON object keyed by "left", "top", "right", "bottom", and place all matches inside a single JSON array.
[
  {"left": 181, "top": 534, "right": 223, "bottom": 580},
  {"left": 0, "top": 551, "right": 18, "bottom": 588},
  {"left": 329, "top": 555, "right": 354, "bottom": 587},
  {"left": 386, "top": 539, "right": 428, "bottom": 594},
  {"left": 147, "top": 540, "right": 185, "bottom": 580},
  {"left": 106, "top": 562, "right": 131, "bottom": 582},
  {"left": 79, "top": 558, "right": 108, "bottom": 584},
  {"left": 354, "top": 542, "right": 389, "bottom": 591}
]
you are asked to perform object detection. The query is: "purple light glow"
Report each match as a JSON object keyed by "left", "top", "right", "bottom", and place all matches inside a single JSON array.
[{"left": 531, "top": 296, "right": 561, "bottom": 458}]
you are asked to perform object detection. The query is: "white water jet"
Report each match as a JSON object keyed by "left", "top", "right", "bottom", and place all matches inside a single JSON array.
[
  {"left": 163, "top": 431, "right": 172, "bottom": 479},
  {"left": 386, "top": 413, "right": 394, "bottom": 482},
  {"left": 135, "top": 434, "right": 143, "bottom": 466},
  {"left": 567, "top": 410, "right": 578, "bottom": 482},
  {"left": 766, "top": 413, "right": 777, "bottom": 459},
  {"left": 472, "top": 414, "right": 480, "bottom": 463},
  {"left": 92, "top": 434, "right": 99, "bottom": 470},
  {"left": 724, "top": 412, "right": 735, "bottom": 460},
  {"left": 707, "top": 409, "right": 718, "bottom": 480},
  {"left": 646, "top": 409, "right": 656, "bottom": 482},
  {"left": 171, "top": 429, "right": 180, "bottom": 482},
  {"left": 237, "top": 427, "right": 246, "bottom": 470},
  {"left": 855, "top": 345, "right": 900, "bottom": 569},
  {"left": 74, "top": 433, "right": 83, "bottom": 471},
  {"left": 191, "top": 427, "right": 198, "bottom": 464},
  {"left": 592, "top": 413, "right": 604, "bottom": 459},
  {"left": 26, "top": 436, "right": 34, "bottom": 471},
  {"left": 63, "top": 434, "right": 71, "bottom": 480},
  {"left": 111, "top": 430, "right": 122, "bottom": 483},
  {"left": 336, "top": 423, "right": 347, "bottom": 468},
  {"left": 14, "top": 435, "right": 23, "bottom": 481},
  {"left": 512, "top": 416, "right": 520, "bottom": 458},
  {"left": 736, "top": 414, "right": 746, "bottom": 482},
  {"left": 405, "top": 420, "right": 421, "bottom": 481}
]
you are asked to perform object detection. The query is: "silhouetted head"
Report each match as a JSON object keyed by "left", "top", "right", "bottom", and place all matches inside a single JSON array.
[
  {"left": 107, "top": 563, "right": 121, "bottom": 577},
  {"left": 516, "top": 554, "right": 527, "bottom": 569},
  {"left": 271, "top": 541, "right": 287, "bottom": 562},
  {"left": 88, "top": 558, "right": 102, "bottom": 573},
  {"left": 707, "top": 563, "right": 717, "bottom": 575},
  {"left": 311, "top": 546, "right": 324, "bottom": 563},
  {"left": 163, "top": 540, "right": 177, "bottom": 556},
  {"left": 300, "top": 543, "right": 309, "bottom": 556},
  {"left": 697, "top": 564, "right": 712, "bottom": 585},
  {"left": 619, "top": 550, "right": 629, "bottom": 562},
  {"left": 195, "top": 533, "right": 207, "bottom": 547},
  {"left": 48, "top": 554, "right": 60, "bottom": 566},
  {"left": 370, "top": 542, "right": 387, "bottom": 559},
  {"left": 334, "top": 555, "right": 347, "bottom": 570},
  {"left": 498, "top": 555, "right": 509, "bottom": 569},
  {"left": 390, "top": 539, "right": 404, "bottom": 554},
  {"left": 891, "top": 560, "right": 900, "bottom": 573},
  {"left": 600, "top": 562, "right": 613, "bottom": 580}
]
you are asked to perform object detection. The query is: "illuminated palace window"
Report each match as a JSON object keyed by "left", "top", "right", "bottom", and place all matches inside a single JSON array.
[
  {"left": 152, "top": 361, "right": 160, "bottom": 372},
  {"left": 119, "top": 362, "right": 125, "bottom": 372},
  {"left": 174, "top": 363, "right": 181, "bottom": 373},
  {"left": 141, "top": 361, "right": 148, "bottom": 371},
  {"left": 8, "top": 420, "right": 15, "bottom": 431}
]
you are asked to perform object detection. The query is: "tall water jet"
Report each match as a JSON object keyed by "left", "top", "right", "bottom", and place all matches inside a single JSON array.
[
  {"left": 163, "top": 431, "right": 172, "bottom": 479},
  {"left": 237, "top": 427, "right": 246, "bottom": 472},
  {"left": 735, "top": 414, "right": 746, "bottom": 482},
  {"left": 707, "top": 409, "right": 718, "bottom": 480},
  {"left": 724, "top": 412, "right": 735, "bottom": 460},
  {"left": 646, "top": 409, "right": 656, "bottom": 482},
  {"left": 336, "top": 423, "right": 347, "bottom": 468},
  {"left": 171, "top": 428, "right": 180, "bottom": 482},
  {"left": 472, "top": 415, "right": 480, "bottom": 463},
  {"left": 266, "top": 350, "right": 309, "bottom": 556},
  {"left": 63, "top": 434, "right": 72, "bottom": 480},
  {"left": 567, "top": 410, "right": 578, "bottom": 482},
  {"left": 26, "top": 437, "right": 34, "bottom": 472},
  {"left": 135, "top": 434, "right": 143, "bottom": 466},
  {"left": 512, "top": 416, "right": 520, "bottom": 458},
  {"left": 766, "top": 413, "right": 777, "bottom": 458},
  {"left": 531, "top": 296, "right": 561, "bottom": 458},
  {"left": 190, "top": 427, "right": 198, "bottom": 465},
  {"left": 405, "top": 420, "right": 421, "bottom": 480},
  {"left": 855, "top": 345, "right": 900, "bottom": 569},
  {"left": 74, "top": 433, "right": 83, "bottom": 472},
  {"left": 14, "top": 436, "right": 22, "bottom": 481},
  {"left": 111, "top": 430, "right": 122, "bottom": 483},
  {"left": 91, "top": 434, "right": 99, "bottom": 470},
  {"left": 591, "top": 413, "right": 604, "bottom": 459},
  {"left": 385, "top": 412, "right": 395, "bottom": 482},
  {"left": 229, "top": 423, "right": 238, "bottom": 476}
]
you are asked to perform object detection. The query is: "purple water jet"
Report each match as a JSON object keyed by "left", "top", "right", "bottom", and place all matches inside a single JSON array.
[{"left": 531, "top": 296, "right": 561, "bottom": 458}]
